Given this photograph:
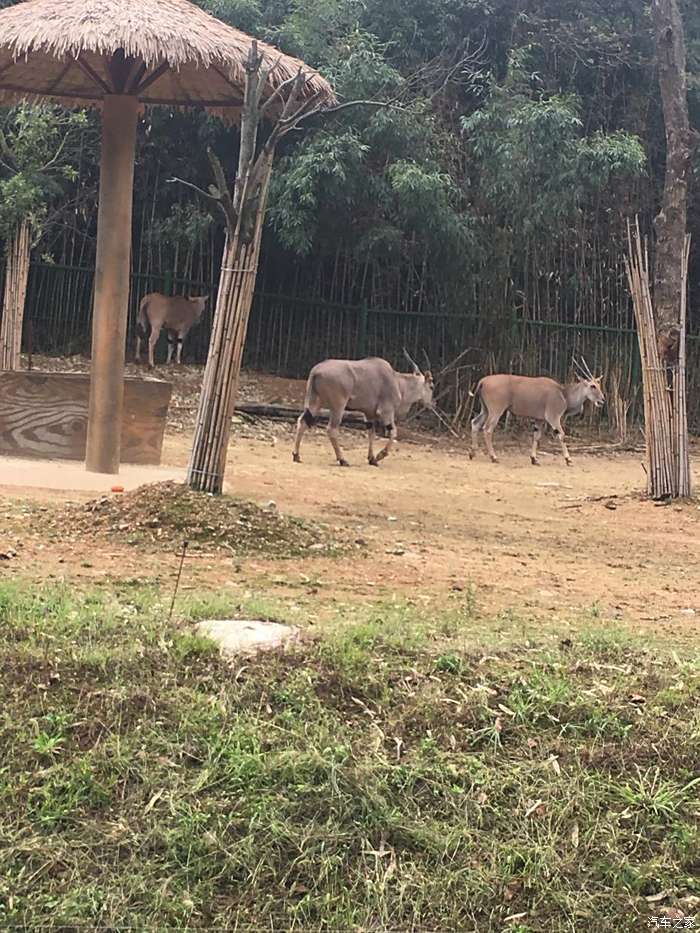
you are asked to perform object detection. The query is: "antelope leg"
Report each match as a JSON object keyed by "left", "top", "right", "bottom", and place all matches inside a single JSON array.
[
  {"left": 531, "top": 425, "right": 542, "bottom": 465},
  {"left": 374, "top": 422, "right": 397, "bottom": 462}
]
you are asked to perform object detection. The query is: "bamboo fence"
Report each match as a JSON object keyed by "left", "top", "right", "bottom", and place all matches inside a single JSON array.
[{"left": 13, "top": 256, "right": 700, "bottom": 431}]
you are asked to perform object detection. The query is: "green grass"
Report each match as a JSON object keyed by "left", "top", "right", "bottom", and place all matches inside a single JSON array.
[{"left": 0, "top": 579, "right": 698, "bottom": 931}]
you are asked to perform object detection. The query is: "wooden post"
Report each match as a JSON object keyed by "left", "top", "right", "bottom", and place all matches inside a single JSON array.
[{"left": 85, "top": 94, "right": 139, "bottom": 474}]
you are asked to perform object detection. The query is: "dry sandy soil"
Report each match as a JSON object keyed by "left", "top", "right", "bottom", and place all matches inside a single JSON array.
[{"left": 1, "top": 362, "right": 699, "bottom": 636}]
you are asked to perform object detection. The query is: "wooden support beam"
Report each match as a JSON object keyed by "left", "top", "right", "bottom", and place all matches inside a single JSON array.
[{"left": 85, "top": 94, "right": 139, "bottom": 474}]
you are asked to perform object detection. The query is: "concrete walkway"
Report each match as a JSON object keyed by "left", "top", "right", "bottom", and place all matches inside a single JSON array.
[{"left": 0, "top": 456, "right": 184, "bottom": 495}]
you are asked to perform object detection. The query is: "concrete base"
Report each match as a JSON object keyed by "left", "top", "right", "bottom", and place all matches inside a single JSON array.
[
  {"left": 195, "top": 619, "right": 299, "bottom": 657},
  {"left": 0, "top": 456, "right": 184, "bottom": 494}
]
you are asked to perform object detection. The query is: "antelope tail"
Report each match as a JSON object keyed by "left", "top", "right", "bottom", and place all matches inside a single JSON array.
[
  {"left": 302, "top": 372, "right": 319, "bottom": 427},
  {"left": 136, "top": 296, "right": 150, "bottom": 338},
  {"left": 469, "top": 378, "right": 484, "bottom": 399}
]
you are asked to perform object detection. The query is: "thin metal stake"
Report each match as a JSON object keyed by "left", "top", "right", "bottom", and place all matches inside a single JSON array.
[{"left": 168, "top": 540, "right": 189, "bottom": 622}]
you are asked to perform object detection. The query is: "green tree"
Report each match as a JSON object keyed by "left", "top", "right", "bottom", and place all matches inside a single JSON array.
[{"left": 0, "top": 104, "right": 88, "bottom": 369}]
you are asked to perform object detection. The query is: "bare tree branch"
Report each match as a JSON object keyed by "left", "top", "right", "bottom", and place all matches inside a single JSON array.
[
  {"left": 39, "top": 134, "right": 70, "bottom": 174},
  {"left": 206, "top": 147, "right": 237, "bottom": 230},
  {"left": 260, "top": 69, "right": 305, "bottom": 116},
  {"left": 166, "top": 176, "right": 219, "bottom": 202},
  {"left": 166, "top": 175, "right": 232, "bottom": 226},
  {"left": 256, "top": 55, "right": 283, "bottom": 109}
]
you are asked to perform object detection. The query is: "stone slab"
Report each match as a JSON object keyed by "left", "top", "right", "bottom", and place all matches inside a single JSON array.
[{"left": 195, "top": 619, "right": 299, "bottom": 656}]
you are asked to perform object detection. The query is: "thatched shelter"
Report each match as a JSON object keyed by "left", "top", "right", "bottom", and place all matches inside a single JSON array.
[{"left": 0, "top": 0, "right": 333, "bottom": 474}]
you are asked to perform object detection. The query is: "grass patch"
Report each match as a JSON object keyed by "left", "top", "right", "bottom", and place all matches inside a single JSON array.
[{"left": 0, "top": 580, "right": 698, "bottom": 930}]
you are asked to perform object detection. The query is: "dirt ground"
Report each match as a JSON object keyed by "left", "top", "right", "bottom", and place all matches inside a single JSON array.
[{"left": 1, "top": 361, "right": 699, "bottom": 635}]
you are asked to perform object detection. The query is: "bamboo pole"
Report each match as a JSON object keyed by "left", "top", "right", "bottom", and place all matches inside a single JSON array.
[
  {"left": 187, "top": 155, "right": 274, "bottom": 493},
  {"left": 0, "top": 218, "right": 31, "bottom": 370},
  {"left": 625, "top": 219, "right": 678, "bottom": 498},
  {"left": 675, "top": 234, "right": 692, "bottom": 496}
]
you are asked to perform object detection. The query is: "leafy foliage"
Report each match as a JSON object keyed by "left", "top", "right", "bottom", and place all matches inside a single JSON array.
[
  {"left": 1, "top": 0, "right": 698, "bottom": 338},
  {"left": 462, "top": 92, "right": 646, "bottom": 241},
  {"left": 0, "top": 105, "right": 89, "bottom": 243}
]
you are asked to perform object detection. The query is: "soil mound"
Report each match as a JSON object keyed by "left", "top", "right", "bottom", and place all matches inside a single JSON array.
[{"left": 57, "top": 481, "right": 341, "bottom": 557}]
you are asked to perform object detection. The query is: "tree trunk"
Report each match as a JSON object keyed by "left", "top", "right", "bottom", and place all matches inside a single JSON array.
[
  {"left": 0, "top": 218, "right": 32, "bottom": 371},
  {"left": 640, "top": 0, "right": 695, "bottom": 498},
  {"left": 651, "top": 0, "right": 694, "bottom": 340}
]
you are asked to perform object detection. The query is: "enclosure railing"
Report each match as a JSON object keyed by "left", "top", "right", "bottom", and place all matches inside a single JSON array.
[{"left": 16, "top": 259, "right": 700, "bottom": 430}]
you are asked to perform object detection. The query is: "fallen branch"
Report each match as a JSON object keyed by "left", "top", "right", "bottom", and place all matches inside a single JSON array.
[
  {"left": 569, "top": 442, "right": 645, "bottom": 454},
  {"left": 234, "top": 403, "right": 366, "bottom": 429},
  {"left": 429, "top": 406, "right": 462, "bottom": 438}
]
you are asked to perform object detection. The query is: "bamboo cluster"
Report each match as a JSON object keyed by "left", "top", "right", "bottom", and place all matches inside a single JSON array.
[
  {"left": 625, "top": 220, "right": 692, "bottom": 498},
  {"left": 0, "top": 218, "right": 31, "bottom": 371},
  {"left": 186, "top": 156, "right": 273, "bottom": 494}
]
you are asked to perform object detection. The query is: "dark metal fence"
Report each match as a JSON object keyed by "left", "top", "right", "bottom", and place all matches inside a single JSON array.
[{"left": 18, "top": 260, "right": 700, "bottom": 429}]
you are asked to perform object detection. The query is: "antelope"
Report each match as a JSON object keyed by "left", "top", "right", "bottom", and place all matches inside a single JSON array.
[
  {"left": 135, "top": 292, "right": 209, "bottom": 369},
  {"left": 470, "top": 358, "right": 605, "bottom": 465},
  {"left": 293, "top": 349, "right": 434, "bottom": 467}
]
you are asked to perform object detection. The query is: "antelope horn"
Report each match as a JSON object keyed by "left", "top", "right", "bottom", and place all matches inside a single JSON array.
[
  {"left": 573, "top": 356, "right": 590, "bottom": 380},
  {"left": 421, "top": 349, "right": 432, "bottom": 373},
  {"left": 579, "top": 355, "right": 595, "bottom": 380},
  {"left": 403, "top": 347, "right": 420, "bottom": 374}
]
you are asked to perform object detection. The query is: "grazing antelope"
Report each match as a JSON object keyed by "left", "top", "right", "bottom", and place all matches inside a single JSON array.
[
  {"left": 293, "top": 349, "right": 434, "bottom": 467},
  {"left": 470, "top": 358, "right": 605, "bottom": 465},
  {"left": 135, "top": 292, "right": 209, "bottom": 369}
]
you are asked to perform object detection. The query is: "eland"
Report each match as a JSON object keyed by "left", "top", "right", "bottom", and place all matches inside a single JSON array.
[
  {"left": 135, "top": 292, "right": 209, "bottom": 369},
  {"left": 470, "top": 358, "right": 605, "bottom": 465},
  {"left": 293, "top": 349, "right": 434, "bottom": 467}
]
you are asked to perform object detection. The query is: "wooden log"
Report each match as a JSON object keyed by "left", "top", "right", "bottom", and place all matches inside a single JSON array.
[
  {"left": 234, "top": 403, "right": 367, "bottom": 427},
  {"left": 0, "top": 371, "right": 171, "bottom": 465}
]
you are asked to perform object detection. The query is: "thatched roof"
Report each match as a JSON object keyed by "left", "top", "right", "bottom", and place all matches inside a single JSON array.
[{"left": 0, "top": 0, "right": 334, "bottom": 119}]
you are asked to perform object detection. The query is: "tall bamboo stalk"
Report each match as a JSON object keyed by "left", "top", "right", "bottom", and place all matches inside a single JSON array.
[
  {"left": 186, "top": 40, "right": 324, "bottom": 494},
  {"left": 674, "top": 234, "right": 692, "bottom": 496},
  {"left": 187, "top": 156, "right": 273, "bottom": 493},
  {"left": 625, "top": 219, "right": 685, "bottom": 498},
  {"left": 0, "top": 218, "right": 32, "bottom": 370}
]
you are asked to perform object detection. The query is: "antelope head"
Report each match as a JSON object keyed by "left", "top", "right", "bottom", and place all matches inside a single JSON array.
[
  {"left": 189, "top": 294, "right": 209, "bottom": 319},
  {"left": 573, "top": 356, "right": 605, "bottom": 408},
  {"left": 403, "top": 347, "right": 434, "bottom": 406}
]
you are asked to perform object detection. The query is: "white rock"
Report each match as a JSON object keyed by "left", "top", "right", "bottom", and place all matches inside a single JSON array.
[{"left": 195, "top": 619, "right": 299, "bottom": 657}]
